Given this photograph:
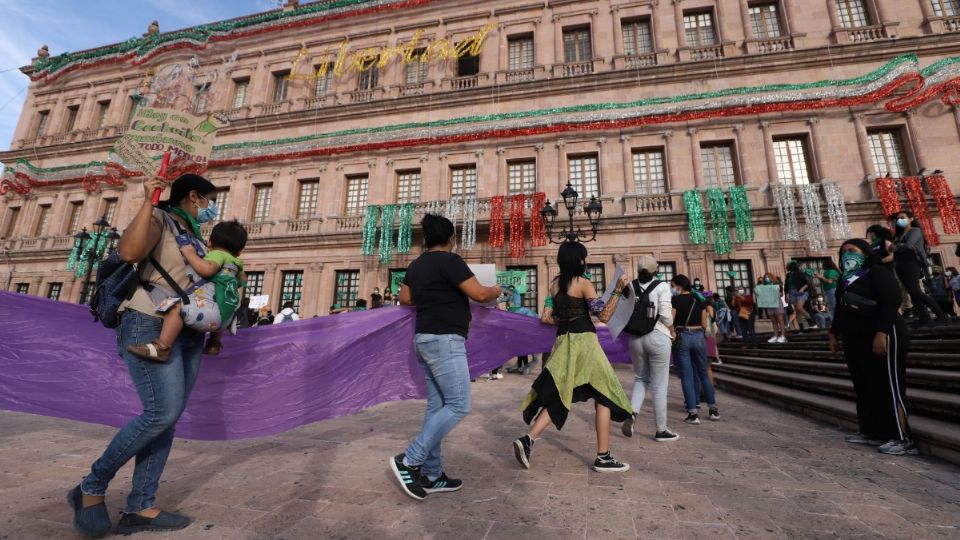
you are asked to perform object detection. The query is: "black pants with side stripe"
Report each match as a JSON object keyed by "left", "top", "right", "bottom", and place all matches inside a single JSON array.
[{"left": 842, "top": 322, "right": 911, "bottom": 441}]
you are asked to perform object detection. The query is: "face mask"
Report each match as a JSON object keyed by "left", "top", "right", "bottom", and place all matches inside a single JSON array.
[
  {"left": 694, "top": 280, "right": 701, "bottom": 286},
  {"left": 841, "top": 251, "right": 867, "bottom": 277},
  {"left": 671, "top": 288, "right": 680, "bottom": 296},
  {"left": 764, "top": 278, "right": 772, "bottom": 284},
  {"left": 637, "top": 269, "right": 653, "bottom": 283},
  {"left": 197, "top": 197, "right": 218, "bottom": 223},
  {"left": 946, "top": 271, "right": 953, "bottom": 278},
  {"left": 896, "top": 218, "right": 909, "bottom": 228},
  {"left": 737, "top": 289, "right": 745, "bottom": 295},
  {"left": 373, "top": 289, "right": 380, "bottom": 295}
]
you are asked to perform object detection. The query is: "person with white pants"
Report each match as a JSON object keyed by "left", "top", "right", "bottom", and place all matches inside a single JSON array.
[{"left": 620, "top": 256, "right": 678, "bottom": 442}]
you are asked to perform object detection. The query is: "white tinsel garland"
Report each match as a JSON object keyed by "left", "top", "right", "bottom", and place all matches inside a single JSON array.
[
  {"left": 772, "top": 183, "right": 800, "bottom": 241},
  {"left": 461, "top": 197, "right": 478, "bottom": 250},
  {"left": 798, "top": 184, "right": 827, "bottom": 251},
  {"left": 822, "top": 182, "right": 851, "bottom": 240}
]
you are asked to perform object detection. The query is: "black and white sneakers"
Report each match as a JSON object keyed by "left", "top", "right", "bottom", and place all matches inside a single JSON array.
[
  {"left": 654, "top": 429, "right": 679, "bottom": 442},
  {"left": 422, "top": 473, "right": 463, "bottom": 493},
  {"left": 684, "top": 413, "right": 701, "bottom": 425},
  {"left": 878, "top": 439, "right": 919, "bottom": 456},
  {"left": 621, "top": 413, "right": 637, "bottom": 438},
  {"left": 513, "top": 435, "right": 534, "bottom": 469},
  {"left": 592, "top": 453, "right": 630, "bottom": 472},
  {"left": 709, "top": 408, "right": 720, "bottom": 421},
  {"left": 389, "top": 454, "right": 427, "bottom": 500}
]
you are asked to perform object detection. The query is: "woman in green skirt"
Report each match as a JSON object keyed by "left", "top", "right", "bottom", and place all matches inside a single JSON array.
[{"left": 512, "top": 241, "right": 632, "bottom": 472}]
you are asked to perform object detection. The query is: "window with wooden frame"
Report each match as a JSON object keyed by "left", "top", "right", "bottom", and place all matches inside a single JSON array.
[
  {"left": 700, "top": 143, "right": 739, "bottom": 187},
  {"left": 932, "top": 0, "right": 960, "bottom": 17},
  {"left": 773, "top": 136, "right": 813, "bottom": 185},
  {"left": 837, "top": 0, "right": 871, "bottom": 28},
  {"left": 251, "top": 184, "right": 273, "bottom": 222},
  {"left": 567, "top": 154, "right": 600, "bottom": 197},
  {"left": 714, "top": 260, "right": 754, "bottom": 291},
  {"left": 345, "top": 175, "right": 369, "bottom": 215},
  {"left": 35, "top": 110, "right": 49, "bottom": 137},
  {"left": 868, "top": 129, "right": 909, "bottom": 178},
  {"left": 64, "top": 105, "right": 79, "bottom": 132},
  {"left": 749, "top": 3, "right": 783, "bottom": 38},
  {"left": 96, "top": 101, "right": 110, "bottom": 128},
  {"left": 212, "top": 189, "right": 230, "bottom": 221},
  {"left": 563, "top": 26, "right": 593, "bottom": 62},
  {"left": 334, "top": 270, "right": 361, "bottom": 308},
  {"left": 657, "top": 262, "right": 677, "bottom": 282},
  {"left": 506, "top": 265, "right": 539, "bottom": 311},
  {"left": 632, "top": 148, "right": 667, "bottom": 194},
  {"left": 67, "top": 202, "right": 83, "bottom": 233},
  {"left": 272, "top": 71, "right": 290, "bottom": 102},
  {"left": 34, "top": 204, "right": 52, "bottom": 236},
  {"left": 508, "top": 160, "right": 537, "bottom": 195},
  {"left": 16, "top": 283, "right": 29, "bottom": 295},
  {"left": 232, "top": 78, "right": 249, "bottom": 108},
  {"left": 47, "top": 282, "right": 63, "bottom": 300},
  {"left": 451, "top": 165, "right": 478, "bottom": 199},
  {"left": 622, "top": 18, "right": 654, "bottom": 56},
  {"left": 396, "top": 170, "right": 422, "bottom": 204},
  {"left": 683, "top": 11, "right": 717, "bottom": 47},
  {"left": 508, "top": 35, "right": 535, "bottom": 70},
  {"left": 405, "top": 49, "right": 429, "bottom": 84},
  {"left": 280, "top": 271, "right": 304, "bottom": 312},
  {"left": 358, "top": 60, "right": 379, "bottom": 90},
  {"left": 245, "top": 272, "right": 265, "bottom": 296},
  {"left": 297, "top": 180, "right": 320, "bottom": 218},
  {"left": 3, "top": 207, "right": 20, "bottom": 238},
  {"left": 102, "top": 198, "right": 118, "bottom": 224},
  {"left": 315, "top": 65, "right": 334, "bottom": 95},
  {"left": 586, "top": 264, "right": 606, "bottom": 294}
]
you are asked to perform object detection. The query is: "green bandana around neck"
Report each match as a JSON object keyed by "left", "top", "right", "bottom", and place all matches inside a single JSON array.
[
  {"left": 841, "top": 252, "right": 867, "bottom": 280},
  {"left": 168, "top": 206, "right": 203, "bottom": 239}
]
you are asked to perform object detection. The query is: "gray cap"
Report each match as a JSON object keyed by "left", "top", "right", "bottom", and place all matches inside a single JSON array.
[{"left": 637, "top": 255, "right": 658, "bottom": 274}]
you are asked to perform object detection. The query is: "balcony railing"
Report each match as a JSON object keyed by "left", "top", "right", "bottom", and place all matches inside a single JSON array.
[
  {"left": 333, "top": 215, "right": 364, "bottom": 231},
  {"left": 257, "top": 102, "right": 286, "bottom": 115},
  {"left": 302, "top": 96, "right": 328, "bottom": 109},
  {"left": 624, "top": 193, "right": 673, "bottom": 214},
  {"left": 557, "top": 60, "right": 594, "bottom": 78},
  {"left": 223, "top": 107, "right": 250, "bottom": 120},
  {"left": 284, "top": 217, "right": 322, "bottom": 234},
  {"left": 397, "top": 82, "right": 427, "bottom": 97},
  {"left": 847, "top": 25, "right": 886, "bottom": 42},
  {"left": 756, "top": 36, "right": 794, "bottom": 53},
  {"left": 502, "top": 67, "right": 535, "bottom": 83},
  {"left": 688, "top": 44, "right": 724, "bottom": 61},
  {"left": 448, "top": 75, "right": 479, "bottom": 90},
  {"left": 944, "top": 16, "right": 960, "bottom": 32},
  {"left": 624, "top": 53, "right": 658, "bottom": 69}
]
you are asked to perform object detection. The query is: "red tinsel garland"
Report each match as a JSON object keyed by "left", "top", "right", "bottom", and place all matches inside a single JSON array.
[
  {"left": 901, "top": 176, "right": 940, "bottom": 246},
  {"left": 509, "top": 194, "right": 526, "bottom": 258},
  {"left": 489, "top": 196, "right": 505, "bottom": 248},
  {"left": 530, "top": 192, "right": 547, "bottom": 247},
  {"left": 926, "top": 175, "right": 960, "bottom": 234},
  {"left": 874, "top": 178, "right": 902, "bottom": 217}
]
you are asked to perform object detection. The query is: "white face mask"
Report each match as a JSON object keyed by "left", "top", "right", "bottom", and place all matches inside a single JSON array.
[{"left": 737, "top": 289, "right": 745, "bottom": 295}]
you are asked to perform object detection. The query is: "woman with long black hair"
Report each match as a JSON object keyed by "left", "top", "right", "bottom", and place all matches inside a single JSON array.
[
  {"left": 891, "top": 211, "right": 947, "bottom": 326},
  {"left": 829, "top": 238, "right": 915, "bottom": 455},
  {"left": 512, "top": 241, "right": 632, "bottom": 472}
]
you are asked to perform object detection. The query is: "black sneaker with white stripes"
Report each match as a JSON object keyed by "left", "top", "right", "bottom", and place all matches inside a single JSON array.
[
  {"left": 422, "top": 473, "right": 463, "bottom": 493},
  {"left": 654, "top": 429, "right": 679, "bottom": 442},
  {"left": 621, "top": 413, "right": 637, "bottom": 438},
  {"left": 592, "top": 452, "right": 630, "bottom": 473},
  {"left": 513, "top": 435, "right": 534, "bottom": 469},
  {"left": 389, "top": 454, "right": 427, "bottom": 500}
]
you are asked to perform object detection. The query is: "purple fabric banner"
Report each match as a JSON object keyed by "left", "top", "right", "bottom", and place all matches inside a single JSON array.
[{"left": 0, "top": 291, "right": 630, "bottom": 440}]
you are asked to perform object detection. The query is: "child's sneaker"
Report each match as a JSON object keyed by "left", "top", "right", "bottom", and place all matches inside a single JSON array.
[{"left": 127, "top": 341, "right": 171, "bottom": 362}]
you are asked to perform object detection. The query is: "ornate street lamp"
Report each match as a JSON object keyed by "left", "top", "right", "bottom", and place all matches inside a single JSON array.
[
  {"left": 540, "top": 183, "right": 603, "bottom": 243},
  {"left": 67, "top": 216, "right": 114, "bottom": 304}
]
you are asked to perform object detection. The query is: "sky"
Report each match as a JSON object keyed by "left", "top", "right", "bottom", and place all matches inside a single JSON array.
[{"left": 0, "top": 0, "right": 281, "bottom": 154}]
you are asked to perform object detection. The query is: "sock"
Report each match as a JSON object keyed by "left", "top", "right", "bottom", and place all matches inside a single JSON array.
[
  {"left": 426, "top": 474, "right": 439, "bottom": 482},
  {"left": 597, "top": 451, "right": 610, "bottom": 458}
]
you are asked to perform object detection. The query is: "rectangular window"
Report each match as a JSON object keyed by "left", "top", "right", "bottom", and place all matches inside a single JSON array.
[
  {"left": 232, "top": 78, "right": 249, "bottom": 108},
  {"left": 795, "top": 257, "right": 829, "bottom": 293},
  {"left": 358, "top": 63, "right": 379, "bottom": 90},
  {"left": 586, "top": 264, "right": 606, "bottom": 295},
  {"left": 297, "top": 180, "right": 320, "bottom": 218},
  {"left": 252, "top": 184, "right": 273, "bottom": 222},
  {"left": 194, "top": 85, "right": 209, "bottom": 114},
  {"left": 244, "top": 271, "right": 265, "bottom": 296},
  {"left": 67, "top": 202, "right": 83, "bottom": 233},
  {"left": 837, "top": 0, "right": 870, "bottom": 27},
  {"left": 657, "top": 262, "right": 677, "bottom": 282},
  {"left": 567, "top": 154, "right": 600, "bottom": 198},
  {"left": 683, "top": 11, "right": 717, "bottom": 47},
  {"left": 700, "top": 143, "right": 738, "bottom": 187},
  {"left": 280, "top": 271, "right": 304, "bottom": 312},
  {"left": 34, "top": 204, "right": 52, "bottom": 236},
  {"left": 64, "top": 105, "right": 80, "bottom": 132},
  {"left": 563, "top": 27, "right": 593, "bottom": 62},
  {"left": 749, "top": 3, "right": 783, "bottom": 38},
  {"left": 457, "top": 48, "right": 480, "bottom": 77},
  {"left": 508, "top": 35, "right": 535, "bottom": 70},
  {"left": 714, "top": 260, "right": 754, "bottom": 292},
  {"left": 127, "top": 96, "right": 142, "bottom": 124},
  {"left": 451, "top": 165, "right": 478, "bottom": 199},
  {"left": 396, "top": 170, "right": 422, "bottom": 204},
  {"left": 773, "top": 137, "right": 813, "bottom": 185},
  {"left": 212, "top": 189, "right": 230, "bottom": 221},
  {"left": 868, "top": 129, "right": 908, "bottom": 178},
  {"left": 932, "top": 0, "right": 960, "bottom": 16},
  {"left": 16, "top": 283, "right": 29, "bottom": 295},
  {"left": 47, "top": 282, "right": 62, "bottom": 300},
  {"left": 36, "top": 111, "right": 49, "bottom": 137},
  {"left": 632, "top": 149, "right": 666, "bottom": 194},
  {"left": 622, "top": 18, "right": 654, "bottom": 55},
  {"left": 334, "top": 270, "right": 361, "bottom": 308},
  {"left": 102, "top": 198, "right": 118, "bottom": 224},
  {"left": 3, "top": 207, "right": 21, "bottom": 238},
  {"left": 508, "top": 160, "right": 537, "bottom": 195},
  {"left": 315, "top": 64, "right": 334, "bottom": 95},
  {"left": 79, "top": 282, "right": 95, "bottom": 304},
  {"left": 345, "top": 175, "right": 369, "bottom": 215},
  {"left": 405, "top": 50, "right": 429, "bottom": 84},
  {"left": 272, "top": 71, "right": 290, "bottom": 102},
  {"left": 507, "top": 265, "right": 539, "bottom": 311},
  {"left": 96, "top": 101, "right": 110, "bottom": 128}
]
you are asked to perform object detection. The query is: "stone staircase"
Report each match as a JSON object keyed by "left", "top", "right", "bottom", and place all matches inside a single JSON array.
[{"left": 713, "top": 324, "right": 960, "bottom": 465}]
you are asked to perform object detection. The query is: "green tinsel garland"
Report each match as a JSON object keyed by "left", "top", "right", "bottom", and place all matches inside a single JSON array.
[
  {"left": 361, "top": 205, "right": 379, "bottom": 256},
  {"left": 66, "top": 242, "right": 80, "bottom": 271},
  {"left": 728, "top": 186, "right": 755, "bottom": 242},
  {"left": 706, "top": 188, "right": 733, "bottom": 256},
  {"left": 683, "top": 190, "right": 708, "bottom": 245},
  {"left": 379, "top": 204, "right": 397, "bottom": 264},
  {"left": 397, "top": 203, "right": 414, "bottom": 253}
]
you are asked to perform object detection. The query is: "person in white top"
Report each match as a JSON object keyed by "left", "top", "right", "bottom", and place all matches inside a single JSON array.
[
  {"left": 273, "top": 301, "right": 301, "bottom": 324},
  {"left": 619, "top": 255, "right": 678, "bottom": 442}
]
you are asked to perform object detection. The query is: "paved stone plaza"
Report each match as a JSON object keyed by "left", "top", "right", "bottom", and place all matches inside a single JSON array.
[{"left": 1, "top": 365, "right": 958, "bottom": 539}]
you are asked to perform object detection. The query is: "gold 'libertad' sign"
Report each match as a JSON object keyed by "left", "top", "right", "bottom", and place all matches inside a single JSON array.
[{"left": 286, "top": 23, "right": 497, "bottom": 81}]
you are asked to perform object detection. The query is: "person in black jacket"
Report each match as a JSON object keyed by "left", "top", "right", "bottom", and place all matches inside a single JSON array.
[
  {"left": 891, "top": 211, "right": 947, "bottom": 326},
  {"left": 829, "top": 238, "right": 915, "bottom": 456}
]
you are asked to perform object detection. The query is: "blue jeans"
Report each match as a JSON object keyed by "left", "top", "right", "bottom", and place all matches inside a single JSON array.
[
  {"left": 404, "top": 334, "right": 471, "bottom": 480},
  {"left": 80, "top": 310, "right": 204, "bottom": 513},
  {"left": 824, "top": 288, "right": 837, "bottom": 315},
  {"left": 675, "top": 329, "right": 716, "bottom": 413}
]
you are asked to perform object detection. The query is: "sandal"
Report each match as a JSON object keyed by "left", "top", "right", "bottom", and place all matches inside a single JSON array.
[
  {"left": 203, "top": 341, "right": 222, "bottom": 356},
  {"left": 126, "top": 341, "right": 171, "bottom": 362}
]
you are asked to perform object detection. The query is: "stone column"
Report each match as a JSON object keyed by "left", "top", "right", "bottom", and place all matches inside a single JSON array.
[
  {"left": 266, "top": 264, "right": 281, "bottom": 311},
  {"left": 303, "top": 262, "right": 323, "bottom": 317},
  {"left": 731, "top": 123, "right": 747, "bottom": 184},
  {"left": 806, "top": 117, "right": 827, "bottom": 180},
  {"left": 826, "top": 0, "right": 841, "bottom": 29},
  {"left": 494, "top": 147, "right": 507, "bottom": 196},
  {"left": 672, "top": 0, "right": 686, "bottom": 50},
  {"left": 904, "top": 110, "right": 928, "bottom": 172},
  {"left": 851, "top": 113, "right": 877, "bottom": 178},
  {"left": 738, "top": 0, "right": 753, "bottom": 39},
  {"left": 620, "top": 135, "right": 633, "bottom": 193},
  {"left": 688, "top": 128, "right": 704, "bottom": 188},
  {"left": 759, "top": 121, "right": 779, "bottom": 183},
  {"left": 556, "top": 139, "right": 568, "bottom": 193}
]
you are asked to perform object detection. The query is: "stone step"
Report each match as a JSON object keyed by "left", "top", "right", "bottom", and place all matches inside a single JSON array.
[
  {"left": 714, "top": 372, "right": 960, "bottom": 465},
  {"left": 720, "top": 338, "right": 960, "bottom": 353},
  {"left": 715, "top": 346, "right": 960, "bottom": 370},
  {"left": 712, "top": 364, "right": 960, "bottom": 422},
  {"left": 717, "top": 355, "right": 960, "bottom": 391}
]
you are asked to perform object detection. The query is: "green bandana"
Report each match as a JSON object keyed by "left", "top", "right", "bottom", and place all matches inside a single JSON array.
[
  {"left": 841, "top": 252, "right": 867, "bottom": 280},
  {"left": 167, "top": 207, "right": 203, "bottom": 239}
]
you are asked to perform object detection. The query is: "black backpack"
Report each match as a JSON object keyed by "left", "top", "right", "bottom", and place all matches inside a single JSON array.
[
  {"left": 623, "top": 280, "right": 662, "bottom": 337},
  {"left": 89, "top": 253, "right": 185, "bottom": 329}
]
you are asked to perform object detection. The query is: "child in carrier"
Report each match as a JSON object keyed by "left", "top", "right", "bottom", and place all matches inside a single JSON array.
[{"left": 127, "top": 220, "right": 247, "bottom": 362}]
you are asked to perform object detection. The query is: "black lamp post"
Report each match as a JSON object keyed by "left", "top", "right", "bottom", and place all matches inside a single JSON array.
[
  {"left": 71, "top": 216, "right": 119, "bottom": 304},
  {"left": 539, "top": 183, "right": 603, "bottom": 243}
]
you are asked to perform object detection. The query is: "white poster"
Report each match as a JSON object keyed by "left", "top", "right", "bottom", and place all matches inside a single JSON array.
[
  {"left": 248, "top": 295, "right": 270, "bottom": 310},
  {"left": 468, "top": 264, "right": 498, "bottom": 306}
]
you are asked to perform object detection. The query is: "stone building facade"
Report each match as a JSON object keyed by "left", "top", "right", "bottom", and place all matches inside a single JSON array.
[{"left": 1, "top": 0, "right": 959, "bottom": 316}]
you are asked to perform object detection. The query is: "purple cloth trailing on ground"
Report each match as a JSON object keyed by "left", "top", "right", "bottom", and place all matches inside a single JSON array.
[{"left": 0, "top": 291, "right": 630, "bottom": 440}]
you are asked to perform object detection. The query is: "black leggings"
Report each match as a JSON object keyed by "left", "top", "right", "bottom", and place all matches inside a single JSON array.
[
  {"left": 843, "top": 324, "right": 911, "bottom": 441},
  {"left": 897, "top": 263, "right": 946, "bottom": 322}
]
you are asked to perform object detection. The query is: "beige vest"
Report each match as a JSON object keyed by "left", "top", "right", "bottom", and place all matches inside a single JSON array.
[{"left": 121, "top": 208, "right": 194, "bottom": 316}]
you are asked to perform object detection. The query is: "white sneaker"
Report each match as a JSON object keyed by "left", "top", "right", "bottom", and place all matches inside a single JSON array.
[
  {"left": 496, "top": 373, "right": 504, "bottom": 380},
  {"left": 776, "top": 336, "right": 787, "bottom": 344},
  {"left": 767, "top": 336, "right": 779, "bottom": 343}
]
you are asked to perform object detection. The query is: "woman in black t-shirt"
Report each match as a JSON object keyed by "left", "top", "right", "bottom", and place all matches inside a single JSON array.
[{"left": 671, "top": 275, "right": 718, "bottom": 424}]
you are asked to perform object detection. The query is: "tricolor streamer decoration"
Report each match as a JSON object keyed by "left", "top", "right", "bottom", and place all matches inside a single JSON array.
[
  {"left": 509, "top": 194, "right": 526, "bottom": 259},
  {"left": 461, "top": 197, "right": 478, "bottom": 250},
  {"left": 489, "top": 196, "right": 505, "bottom": 248},
  {"left": 874, "top": 177, "right": 902, "bottom": 217},
  {"left": 727, "top": 185, "right": 754, "bottom": 243},
  {"left": 706, "top": 188, "right": 732, "bottom": 256},
  {"left": 12, "top": 55, "right": 960, "bottom": 195},
  {"left": 772, "top": 183, "right": 800, "bottom": 241},
  {"left": 378, "top": 204, "right": 397, "bottom": 263},
  {"left": 822, "top": 182, "right": 852, "bottom": 240},
  {"left": 901, "top": 177, "right": 940, "bottom": 246},
  {"left": 396, "top": 203, "right": 414, "bottom": 254},
  {"left": 683, "top": 190, "right": 708, "bottom": 245},
  {"left": 798, "top": 184, "right": 827, "bottom": 251},
  {"left": 530, "top": 192, "right": 547, "bottom": 247},
  {"left": 361, "top": 205, "right": 379, "bottom": 256},
  {"left": 926, "top": 175, "right": 960, "bottom": 234}
]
